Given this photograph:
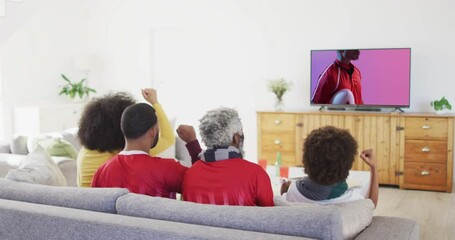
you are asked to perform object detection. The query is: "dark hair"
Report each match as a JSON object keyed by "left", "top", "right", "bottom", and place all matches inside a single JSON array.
[
  {"left": 303, "top": 126, "right": 358, "bottom": 185},
  {"left": 121, "top": 103, "right": 157, "bottom": 139},
  {"left": 77, "top": 92, "right": 136, "bottom": 152}
]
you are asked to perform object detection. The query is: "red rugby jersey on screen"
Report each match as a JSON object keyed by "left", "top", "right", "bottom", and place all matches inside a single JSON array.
[{"left": 312, "top": 59, "right": 363, "bottom": 105}]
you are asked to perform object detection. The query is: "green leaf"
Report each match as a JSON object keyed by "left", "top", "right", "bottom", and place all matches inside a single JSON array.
[
  {"left": 59, "top": 74, "right": 96, "bottom": 99},
  {"left": 61, "top": 74, "right": 71, "bottom": 83}
]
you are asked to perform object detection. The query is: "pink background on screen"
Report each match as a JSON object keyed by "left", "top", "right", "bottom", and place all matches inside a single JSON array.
[{"left": 310, "top": 49, "right": 411, "bottom": 106}]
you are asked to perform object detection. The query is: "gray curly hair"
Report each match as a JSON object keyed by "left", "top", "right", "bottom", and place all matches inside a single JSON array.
[{"left": 199, "top": 107, "right": 243, "bottom": 147}]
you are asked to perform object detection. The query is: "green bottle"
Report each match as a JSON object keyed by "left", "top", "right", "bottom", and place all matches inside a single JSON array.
[{"left": 276, "top": 152, "right": 282, "bottom": 176}]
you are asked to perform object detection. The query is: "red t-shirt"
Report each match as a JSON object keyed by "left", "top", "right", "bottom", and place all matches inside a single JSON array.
[
  {"left": 182, "top": 158, "right": 274, "bottom": 206},
  {"left": 91, "top": 152, "right": 188, "bottom": 199},
  {"left": 311, "top": 59, "right": 363, "bottom": 105}
]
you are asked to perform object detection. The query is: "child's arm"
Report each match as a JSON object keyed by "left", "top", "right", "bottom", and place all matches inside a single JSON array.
[{"left": 360, "top": 149, "right": 379, "bottom": 208}]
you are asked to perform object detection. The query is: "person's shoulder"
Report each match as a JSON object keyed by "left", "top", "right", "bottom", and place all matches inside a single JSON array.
[
  {"left": 155, "top": 156, "right": 188, "bottom": 168},
  {"left": 78, "top": 148, "right": 116, "bottom": 161},
  {"left": 234, "top": 159, "right": 268, "bottom": 172},
  {"left": 154, "top": 156, "right": 179, "bottom": 162},
  {"left": 320, "top": 62, "right": 338, "bottom": 77}
]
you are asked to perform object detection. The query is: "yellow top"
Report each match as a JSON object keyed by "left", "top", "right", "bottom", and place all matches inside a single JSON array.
[{"left": 76, "top": 103, "right": 175, "bottom": 187}]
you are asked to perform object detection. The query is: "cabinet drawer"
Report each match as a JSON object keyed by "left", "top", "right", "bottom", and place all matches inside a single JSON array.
[
  {"left": 405, "top": 117, "right": 448, "bottom": 140},
  {"left": 261, "top": 133, "right": 295, "bottom": 152},
  {"left": 405, "top": 140, "right": 447, "bottom": 163},
  {"left": 261, "top": 114, "right": 295, "bottom": 132},
  {"left": 404, "top": 162, "right": 446, "bottom": 186},
  {"left": 260, "top": 151, "right": 297, "bottom": 167}
]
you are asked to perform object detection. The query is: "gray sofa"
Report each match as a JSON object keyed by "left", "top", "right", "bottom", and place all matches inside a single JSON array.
[{"left": 0, "top": 178, "right": 419, "bottom": 240}]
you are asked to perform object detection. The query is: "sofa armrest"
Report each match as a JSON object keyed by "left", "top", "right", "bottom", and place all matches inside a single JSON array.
[
  {"left": 0, "top": 141, "right": 12, "bottom": 153},
  {"left": 354, "top": 216, "right": 419, "bottom": 240}
]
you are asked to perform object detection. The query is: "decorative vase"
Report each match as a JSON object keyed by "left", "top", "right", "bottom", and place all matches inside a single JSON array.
[{"left": 274, "top": 98, "right": 284, "bottom": 111}]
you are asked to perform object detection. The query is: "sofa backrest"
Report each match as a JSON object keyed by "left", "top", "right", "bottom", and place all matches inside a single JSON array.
[
  {"left": 0, "top": 178, "right": 128, "bottom": 213},
  {"left": 116, "top": 193, "right": 343, "bottom": 240},
  {"left": 0, "top": 198, "right": 309, "bottom": 240}
]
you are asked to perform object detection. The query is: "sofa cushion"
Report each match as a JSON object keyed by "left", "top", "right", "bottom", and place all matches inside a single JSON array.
[
  {"left": 0, "top": 153, "right": 24, "bottom": 177},
  {"left": 10, "top": 134, "right": 28, "bottom": 155},
  {"left": 0, "top": 141, "right": 11, "bottom": 153},
  {"left": 175, "top": 137, "right": 192, "bottom": 167},
  {"left": 336, "top": 199, "right": 374, "bottom": 239},
  {"left": 27, "top": 136, "right": 78, "bottom": 159},
  {"left": 116, "top": 193, "right": 343, "bottom": 240},
  {"left": 355, "top": 216, "right": 420, "bottom": 240},
  {"left": 61, "top": 127, "right": 82, "bottom": 152},
  {"left": 52, "top": 156, "right": 78, "bottom": 187},
  {"left": 0, "top": 178, "right": 128, "bottom": 213},
  {"left": 5, "top": 146, "right": 67, "bottom": 186}
]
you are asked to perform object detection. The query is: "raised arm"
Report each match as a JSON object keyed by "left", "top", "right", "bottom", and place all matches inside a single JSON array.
[
  {"left": 360, "top": 149, "right": 379, "bottom": 208},
  {"left": 142, "top": 88, "right": 175, "bottom": 155},
  {"left": 176, "top": 125, "right": 202, "bottom": 164}
]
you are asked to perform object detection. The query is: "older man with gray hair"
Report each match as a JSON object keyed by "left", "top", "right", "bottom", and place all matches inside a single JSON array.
[{"left": 181, "top": 107, "right": 274, "bottom": 206}]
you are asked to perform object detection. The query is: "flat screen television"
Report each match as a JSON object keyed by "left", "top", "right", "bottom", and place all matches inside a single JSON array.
[{"left": 310, "top": 48, "right": 411, "bottom": 111}]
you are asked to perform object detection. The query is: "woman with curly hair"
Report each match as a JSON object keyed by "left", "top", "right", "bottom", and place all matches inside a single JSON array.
[
  {"left": 280, "top": 126, "right": 378, "bottom": 207},
  {"left": 76, "top": 88, "right": 175, "bottom": 187}
]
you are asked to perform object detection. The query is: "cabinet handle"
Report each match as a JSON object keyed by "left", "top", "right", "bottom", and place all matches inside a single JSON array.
[
  {"left": 274, "top": 120, "right": 282, "bottom": 125},
  {"left": 421, "top": 147, "right": 430, "bottom": 152},
  {"left": 421, "top": 125, "right": 431, "bottom": 129},
  {"left": 274, "top": 139, "right": 281, "bottom": 145},
  {"left": 421, "top": 170, "right": 430, "bottom": 176}
]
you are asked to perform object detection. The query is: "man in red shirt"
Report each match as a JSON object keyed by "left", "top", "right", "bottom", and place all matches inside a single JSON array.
[
  {"left": 91, "top": 103, "right": 187, "bottom": 199},
  {"left": 180, "top": 107, "right": 274, "bottom": 207},
  {"left": 311, "top": 50, "right": 363, "bottom": 105}
]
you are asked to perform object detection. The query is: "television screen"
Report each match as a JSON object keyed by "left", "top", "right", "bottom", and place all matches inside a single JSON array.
[{"left": 310, "top": 48, "right": 411, "bottom": 109}]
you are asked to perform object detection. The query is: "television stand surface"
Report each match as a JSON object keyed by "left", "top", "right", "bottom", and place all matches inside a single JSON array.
[
  {"left": 391, "top": 107, "right": 405, "bottom": 113},
  {"left": 353, "top": 107, "right": 381, "bottom": 112},
  {"left": 319, "top": 106, "right": 346, "bottom": 111}
]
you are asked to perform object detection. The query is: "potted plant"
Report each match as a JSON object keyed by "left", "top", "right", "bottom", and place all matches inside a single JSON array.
[
  {"left": 431, "top": 96, "right": 452, "bottom": 113},
  {"left": 59, "top": 74, "right": 96, "bottom": 101},
  {"left": 268, "top": 78, "right": 292, "bottom": 111}
]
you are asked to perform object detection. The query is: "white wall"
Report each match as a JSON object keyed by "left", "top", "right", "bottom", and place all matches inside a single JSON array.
[
  {"left": 83, "top": 0, "right": 455, "bottom": 161},
  {"left": 0, "top": 0, "right": 91, "bottom": 139},
  {"left": 1, "top": 1, "right": 455, "bottom": 183},
  {"left": 84, "top": 0, "right": 269, "bottom": 158}
]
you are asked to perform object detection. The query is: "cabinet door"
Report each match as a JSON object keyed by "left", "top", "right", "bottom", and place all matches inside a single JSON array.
[{"left": 350, "top": 115, "right": 402, "bottom": 185}]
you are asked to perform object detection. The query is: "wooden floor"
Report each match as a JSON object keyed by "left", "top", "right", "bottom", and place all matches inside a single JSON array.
[{"left": 375, "top": 186, "right": 455, "bottom": 240}]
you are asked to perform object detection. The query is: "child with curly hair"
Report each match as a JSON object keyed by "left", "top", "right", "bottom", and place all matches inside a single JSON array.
[{"left": 281, "top": 126, "right": 378, "bottom": 207}]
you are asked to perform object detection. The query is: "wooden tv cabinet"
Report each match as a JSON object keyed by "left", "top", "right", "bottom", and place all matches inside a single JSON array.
[{"left": 257, "top": 111, "right": 454, "bottom": 192}]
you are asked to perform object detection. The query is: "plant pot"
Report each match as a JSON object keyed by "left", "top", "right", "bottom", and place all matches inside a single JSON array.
[
  {"left": 435, "top": 109, "right": 451, "bottom": 114},
  {"left": 66, "top": 95, "right": 89, "bottom": 104}
]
